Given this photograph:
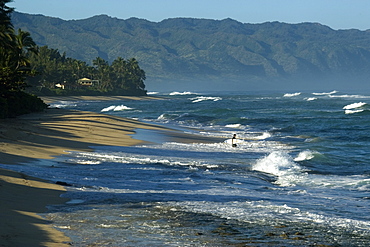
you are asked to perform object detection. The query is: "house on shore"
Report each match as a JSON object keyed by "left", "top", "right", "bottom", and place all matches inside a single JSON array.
[
  {"left": 55, "top": 83, "right": 65, "bottom": 89},
  {"left": 78, "top": 78, "right": 99, "bottom": 86}
]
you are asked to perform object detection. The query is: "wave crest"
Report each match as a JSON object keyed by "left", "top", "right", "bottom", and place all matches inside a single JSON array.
[
  {"left": 294, "top": 150, "right": 317, "bottom": 161},
  {"left": 101, "top": 105, "right": 133, "bottom": 112},
  {"left": 190, "top": 96, "right": 222, "bottom": 103},
  {"left": 283, "top": 92, "right": 301, "bottom": 97},
  {"left": 312, "top": 90, "right": 338, "bottom": 95},
  {"left": 169, "top": 91, "right": 197, "bottom": 96},
  {"left": 343, "top": 102, "right": 367, "bottom": 110},
  {"left": 252, "top": 151, "right": 305, "bottom": 186}
]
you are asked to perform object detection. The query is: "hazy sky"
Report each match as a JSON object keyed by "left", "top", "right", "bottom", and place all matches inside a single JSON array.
[{"left": 8, "top": 0, "right": 370, "bottom": 30}]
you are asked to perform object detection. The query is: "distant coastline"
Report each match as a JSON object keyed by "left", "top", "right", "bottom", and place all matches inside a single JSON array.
[{"left": 12, "top": 11, "right": 370, "bottom": 91}]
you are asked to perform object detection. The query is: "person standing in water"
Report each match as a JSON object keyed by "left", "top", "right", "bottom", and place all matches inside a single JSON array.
[{"left": 232, "top": 134, "right": 237, "bottom": 147}]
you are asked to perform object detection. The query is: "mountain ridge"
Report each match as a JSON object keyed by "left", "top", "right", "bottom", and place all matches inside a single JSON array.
[{"left": 11, "top": 12, "right": 370, "bottom": 91}]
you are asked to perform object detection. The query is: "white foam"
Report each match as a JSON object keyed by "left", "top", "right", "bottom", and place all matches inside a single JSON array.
[
  {"left": 329, "top": 94, "right": 370, "bottom": 99},
  {"left": 49, "top": 101, "right": 78, "bottom": 108},
  {"left": 169, "top": 91, "right": 196, "bottom": 95},
  {"left": 251, "top": 132, "right": 272, "bottom": 140},
  {"left": 72, "top": 148, "right": 220, "bottom": 169},
  {"left": 343, "top": 102, "right": 367, "bottom": 110},
  {"left": 306, "top": 174, "right": 370, "bottom": 191},
  {"left": 155, "top": 113, "right": 179, "bottom": 123},
  {"left": 56, "top": 226, "right": 71, "bottom": 229},
  {"left": 294, "top": 150, "right": 316, "bottom": 161},
  {"left": 305, "top": 97, "right": 317, "bottom": 101},
  {"left": 283, "top": 92, "right": 301, "bottom": 97},
  {"left": 75, "top": 160, "right": 101, "bottom": 165},
  {"left": 114, "top": 105, "right": 132, "bottom": 111},
  {"left": 101, "top": 105, "right": 133, "bottom": 112},
  {"left": 225, "top": 124, "right": 242, "bottom": 128},
  {"left": 167, "top": 200, "right": 370, "bottom": 232},
  {"left": 252, "top": 151, "right": 305, "bottom": 186},
  {"left": 157, "top": 113, "right": 167, "bottom": 121},
  {"left": 98, "top": 224, "right": 119, "bottom": 228},
  {"left": 189, "top": 96, "right": 222, "bottom": 103},
  {"left": 101, "top": 105, "right": 115, "bottom": 112},
  {"left": 345, "top": 109, "right": 364, "bottom": 114},
  {"left": 312, "top": 90, "right": 338, "bottom": 95}
]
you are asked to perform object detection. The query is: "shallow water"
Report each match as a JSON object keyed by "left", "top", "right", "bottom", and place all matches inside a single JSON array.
[{"left": 2, "top": 90, "right": 370, "bottom": 246}]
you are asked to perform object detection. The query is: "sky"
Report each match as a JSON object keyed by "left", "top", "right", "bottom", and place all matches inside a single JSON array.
[{"left": 8, "top": 0, "right": 370, "bottom": 30}]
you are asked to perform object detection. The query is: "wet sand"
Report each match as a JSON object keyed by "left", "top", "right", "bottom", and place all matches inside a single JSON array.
[
  {"left": 40, "top": 95, "right": 161, "bottom": 105},
  {"left": 0, "top": 169, "right": 70, "bottom": 246},
  {"left": 0, "top": 97, "right": 223, "bottom": 246}
]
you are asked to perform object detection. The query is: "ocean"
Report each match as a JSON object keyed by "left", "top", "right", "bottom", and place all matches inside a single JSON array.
[{"left": 1, "top": 90, "right": 370, "bottom": 246}]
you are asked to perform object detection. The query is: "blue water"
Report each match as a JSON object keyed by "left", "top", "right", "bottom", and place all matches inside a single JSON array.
[{"left": 2, "top": 90, "right": 370, "bottom": 246}]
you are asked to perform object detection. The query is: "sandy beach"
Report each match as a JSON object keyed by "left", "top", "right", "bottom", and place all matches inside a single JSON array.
[
  {"left": 40, "top": 95, "right": 161, "bottom": 105},
  {"left": 0, "top": 169, "right": 70, "bottom": 246},
  {"left": 0, "top": 96, "right": 222, "bottom": 246}
]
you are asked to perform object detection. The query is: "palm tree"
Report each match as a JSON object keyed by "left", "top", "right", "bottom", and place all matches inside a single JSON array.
[
  {"left": 92, "top": 57, "right": 113, "bottom": 91},
  {"left": 9, "top": 29, "right": 38, "bottom": 70},
  {"left": 0, "top": 28, "right": 38, "bottom": 91},
  {"left": 0, "top": 0, "right": 13, "bottom": 41},
  {"left": 126, "top": 58, "right": 146, "bottom": 91},
  {"left": 0, "top": 1, "right": 47, "bottom": 118},
  {"left": 0, "top": 0, "right": 15, "bottom": 67},
  {"left": 111, "top": 57, "right": 128, "bottom": 89}
]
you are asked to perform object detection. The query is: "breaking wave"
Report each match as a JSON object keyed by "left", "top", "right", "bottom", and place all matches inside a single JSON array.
[
  {"left": 305, "top": 97, "right": 317, "bottom": 101},
  {"left": 101, "top": 105, "right": 133, "bottom": 112},
  {"left": 345, "top": 109, "right": 365, "bottom": 114},
  {"left": 169, "top": 91, "right": 197, "bottom": 96},
  {"left": 283, "top": 92, "right": 301, "bottom": 97},
  {"left": 343, "top": 102, "right": 367, "bottom": 110},
  {"left": 312, "top": 90, "right": 338, "bottom": 96},
  {"left": 189, "top": 96, "right": 222, "bottom": 103},
  {"left": 294, "top": 150, "right": 318, "bottom": 161},
  {"left": 252, "top": 151, "right": 306, "bottom": 187}
]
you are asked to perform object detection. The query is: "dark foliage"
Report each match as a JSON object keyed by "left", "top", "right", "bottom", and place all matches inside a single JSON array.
[
  {"left": 0, "top": 1, "right": 47, "bottom": 118},
  {"left": 26, "top": 46, "right": 147, "bottom": 96},
  {"left": 1, "top": 1, "right": 147, "bottom": 119},
  {"left": 1, "top": 90, "right": 47, "bottom": 117}
]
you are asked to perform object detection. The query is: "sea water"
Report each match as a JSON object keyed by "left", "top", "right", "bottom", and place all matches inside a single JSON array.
[{"left": 1, "top": 90, "right": 370, "bottom": 246}]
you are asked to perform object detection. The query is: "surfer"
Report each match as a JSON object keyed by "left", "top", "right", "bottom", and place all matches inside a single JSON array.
[{"left": 232, "top": 134, "right": 237, "bottom": 147}]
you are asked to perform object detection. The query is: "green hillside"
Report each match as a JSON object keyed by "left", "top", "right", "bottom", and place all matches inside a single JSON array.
[{"left": 11, "top": 12, "right": 370, "bottom": 91}]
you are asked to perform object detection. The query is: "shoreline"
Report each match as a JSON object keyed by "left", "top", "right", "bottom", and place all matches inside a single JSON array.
[
  {"left": 0, "top": 168, "right": 70, "bottom": 246},
  {"left": 0, "top": 108, "right": 170, "bottom": 164},
  {"left": 40, "top": 95, "right": 162, "bottom": 105},
  {"left": 0, "top": 100, "right": 224, "bottom": 246}
]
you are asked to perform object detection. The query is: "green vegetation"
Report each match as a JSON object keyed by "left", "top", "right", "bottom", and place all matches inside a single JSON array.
[
  {"left": 11, "top": 12, "right": 370, "bottom": 86},
  {"left": 0, "top": 0, "right": 46, "bottom": 118},
  {"left": 27, "top": 46, "right": 147, "bottom": 96},
  {"left": 1, "top": 1, "right": 147, "bottom": 118}
]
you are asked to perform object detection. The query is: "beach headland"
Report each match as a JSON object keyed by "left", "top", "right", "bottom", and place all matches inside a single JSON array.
[{"left": 0, "top": 96, "right": 223, "bottom": 246}]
